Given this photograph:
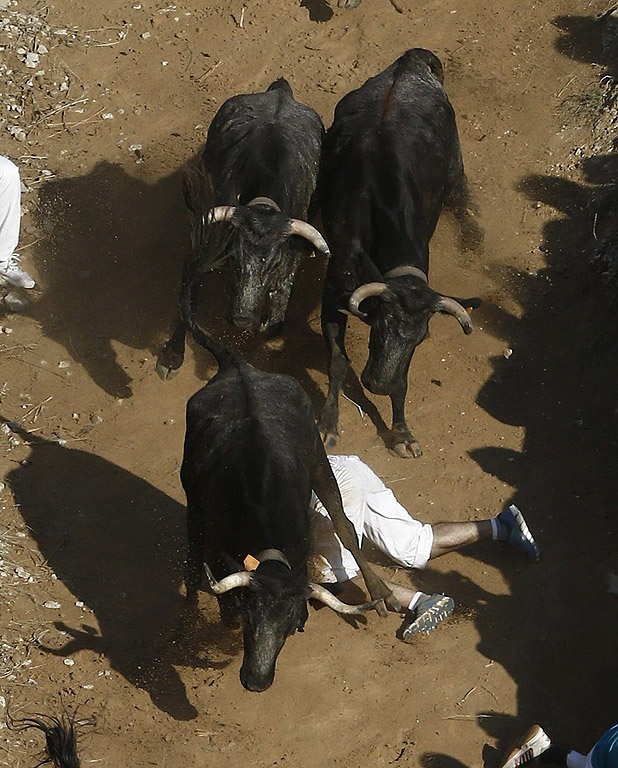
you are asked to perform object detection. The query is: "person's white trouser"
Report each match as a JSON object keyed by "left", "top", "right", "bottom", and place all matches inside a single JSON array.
[
  {"left": 310, "top": 454, "right": 434, "bottom": 582},
  {"left": 0, "top": 157, "right": 21, "bottom": 267}
]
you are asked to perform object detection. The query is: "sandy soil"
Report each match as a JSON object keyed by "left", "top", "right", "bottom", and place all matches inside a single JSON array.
[{"left": 0, "top": 0, "right": 617, "bottom": 766}]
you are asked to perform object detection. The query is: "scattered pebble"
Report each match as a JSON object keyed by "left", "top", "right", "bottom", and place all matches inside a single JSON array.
[
  {"left": 63, "top": 658, "right": 75, "bottom": 666},
  {"left": 42, "top": 600, "right": 61, "bottom": 609},
  {"left": 102, "top": 112, "right": 114, "bottom": 120},
  {"left": 503, "top": 348, "right": 513, "bottom": 359},
  {"left": 3, "top": 291, "right": 29, "bottom": 312},
  {"left": 58, "top": 360, "right": 70, "bottom": 369}
]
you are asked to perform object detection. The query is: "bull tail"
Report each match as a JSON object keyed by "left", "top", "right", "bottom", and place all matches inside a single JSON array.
[{"left": 11, "top": 713, "right": 82, "bottom": 767}]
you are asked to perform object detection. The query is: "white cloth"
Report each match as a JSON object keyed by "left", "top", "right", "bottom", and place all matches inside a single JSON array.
[
  {"left": 310, "top": 455, "right": 434, "bottom": 582},
  {"left": 0, "top": 157, "right": 21, "bottom": 266}
]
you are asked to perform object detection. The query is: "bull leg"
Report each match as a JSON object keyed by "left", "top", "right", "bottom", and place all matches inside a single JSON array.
[
  {"left": 388, "top": 374, "right": 422, "bottom": 459},
  {"left": 312, "top": 454, "right": 401, "bottom": 616},
  {"left": 156, "top": 267, "right": 201, "bottom": 380},
  {"left": 318, "top": 285, "right": 349, "bottom": 448}
]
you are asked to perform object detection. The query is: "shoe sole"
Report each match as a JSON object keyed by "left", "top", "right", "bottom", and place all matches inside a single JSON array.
[
  {"left": 500, "top": 724, "right": 551, "bottom": 768},
  {"left": 402, "top": 595, "right": 454, "bottom": 641}
]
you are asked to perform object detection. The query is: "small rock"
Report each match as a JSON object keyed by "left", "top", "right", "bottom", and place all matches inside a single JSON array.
[
  {"left": 24, "top": 52, "right": 40, "bottom": 68},
  {"left": 82, "top": 684, "right": 94, "bottom": 690},
  {"left": 3, "top": 291, "right": 29, "bottom": 312},
  {"left": 43, "top": 600, "right": 61, "bottom": 609},
  {"left": 503, "top": 348, "right": 513, "bottom": 359},
  {"left": 102, "top": 113, "right": 114, "bottom": 120},
  {"left": 15, "top": 566, "right": 31, "bottom": 580},
  {"left": 140, "top": 32, "right": 151, "bottom": 39},
  {"left": 58, "top": 360, "right": 70, "bottom": 369},
  {"left": 63, "top": 658, "right": 75, "bottom": 666}
]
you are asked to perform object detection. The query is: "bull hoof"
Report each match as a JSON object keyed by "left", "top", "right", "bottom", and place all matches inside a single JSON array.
[
  {"left": 156, "top": 344, "right": 183, "bottom": 381},
  {"left": 338, "top": 0, "right": 363, "bottom": 6},
  {"left": 390, "top": 438, "right": 422, "bottom": 459},
  {"left": 374, "top": 599, "right": 389, "bottom": 618}
]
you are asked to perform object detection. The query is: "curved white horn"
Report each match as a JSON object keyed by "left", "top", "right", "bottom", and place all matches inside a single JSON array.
[
  {"left": 204, "top": 562, "right": 252, "bottom": 594},
  {"left": 288, "top": 220, "right": 331, "bottom": 256},
  {"left": 435, "top": 297, "right": 474, "bottom": 334},
  {"left": 309, "top": 583, "right": 379, "bottom": 614},
  {"left": 348, "top": 282, "right": 388, "bottom": 318},
  {"left": 384, "top": 265, "right": 428, "bottom": 282},
  {"left": 248, "top": 196, "right": 281, "bottom": 211},
  {"left": 207, "top": 206, "right": 237, "bottom": 224}
]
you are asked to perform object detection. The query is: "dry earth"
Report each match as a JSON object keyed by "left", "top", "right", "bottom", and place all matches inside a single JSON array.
[{"left": 0, "top": 0, "right": 617, "bottom": 766}]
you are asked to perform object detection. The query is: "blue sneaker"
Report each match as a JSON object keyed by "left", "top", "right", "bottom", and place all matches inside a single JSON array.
[
  {"left": 498, "top": 504, "right": 540, "bottom": 562},
  {"left": 400, "top": 593, "right": 455, "bottom": 641}
]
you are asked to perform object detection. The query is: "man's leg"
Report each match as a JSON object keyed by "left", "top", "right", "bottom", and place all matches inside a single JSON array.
[{"left": 431, "top": 506, "right": 539, "bottom": 562}]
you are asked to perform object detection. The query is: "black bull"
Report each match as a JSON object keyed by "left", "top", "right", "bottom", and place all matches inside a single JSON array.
[
  {"left": 316, "top": 48, "right": 483, "bottom": 459},
  {"left": 180, "top": 314, "right": 399, "bottom": 692},
  {"left": 157, "top": 78, "right": 328, "bottom": 381}
]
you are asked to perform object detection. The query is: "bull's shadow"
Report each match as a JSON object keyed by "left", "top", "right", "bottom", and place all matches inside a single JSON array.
[
  {"left": 34, "top": 159, "right": 331, "bottom": 408},
  {"left": 33, "top": 160, "right": 189, "bottom": 399},
  {"left": 5, "top": 430, "right": 239, "bottom": 720}
]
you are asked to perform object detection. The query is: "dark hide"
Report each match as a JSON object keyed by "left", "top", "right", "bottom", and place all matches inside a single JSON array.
[
  {"left": 157, "top": 78, "right": 325, "bottom": 379},
  {"left": 180, "top": 314, "right": 395, "bottom": 691},
  {"left": 316, "top": 48, "right": 482, "bottom": 458}
]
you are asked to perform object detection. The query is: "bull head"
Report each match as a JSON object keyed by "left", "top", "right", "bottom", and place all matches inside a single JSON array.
[
  {"left": 204, "top": 559, "right": 377, "bottom": 692},
  {"left": 206, "top": 199, "right": 330, "bottom": 333},
  {"left": 346, "top": 267, "right": 478, "bottom": 395}
]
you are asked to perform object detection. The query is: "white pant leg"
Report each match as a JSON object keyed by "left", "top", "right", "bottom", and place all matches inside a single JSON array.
[
  {"left": 310, "top": 456, "right": 367, "bottom": 582},
  {"left": 347, "top": 456, "right": 434, "bottom": 570},
  {"left": 0, "top": 157, "right": 21, "bottom": 266},
  {"left": 310, "top": 455, "right": 433, "bottom": 582}
]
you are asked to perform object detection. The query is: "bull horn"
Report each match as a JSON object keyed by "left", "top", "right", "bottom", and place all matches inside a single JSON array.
[
  {"left": 435, "top": 296, "right": 474, "bottom": 334},
  {"left": 348, "top": 282, "right": 388, "bottom": 318},
  {"left": 288, "top": 220, "right": 331, "bottom": 256},
  {"left": 248, "top": 196, "right": 281, "bottom": 211},
  {"left": 309, "top": 583, "right": 379, "bottom": 615},
  {"left": 384, "top": 265, "right": 428, "bottom": 283},
  {"left": 204, "top": 562, "right": 252, "bottom": 594},
  {"left": 207, "top": 205, "right": 237, "bottom": 224}
]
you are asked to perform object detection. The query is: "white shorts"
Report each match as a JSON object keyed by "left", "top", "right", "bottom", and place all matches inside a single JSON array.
[{"left": 310, "top": 455, "right": 434, "bottom": 582}]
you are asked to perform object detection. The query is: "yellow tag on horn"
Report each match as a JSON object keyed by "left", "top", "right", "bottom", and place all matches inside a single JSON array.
[{"left": 243, "top": 554, "right": 260, "bottom": 571}]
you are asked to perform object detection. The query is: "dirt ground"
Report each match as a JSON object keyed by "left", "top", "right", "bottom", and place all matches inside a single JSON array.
[{"left": 0, "top": 0, "right": 617, "bottom": 766}]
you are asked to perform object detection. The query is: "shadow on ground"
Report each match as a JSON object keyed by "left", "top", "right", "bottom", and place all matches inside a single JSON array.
[
  {"left": 6, "top": 430, "right": 241, "bottom": 720},
  {"left": 402, "top": 153, "right": 618, "bottom": 763},
  {"left": 33, "top": 159, "right": 335, "bottom": 414}
]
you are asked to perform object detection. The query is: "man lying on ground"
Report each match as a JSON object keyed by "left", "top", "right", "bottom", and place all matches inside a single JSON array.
[{"left": 311, "top": 454, "right": 539, "bottom": 639}]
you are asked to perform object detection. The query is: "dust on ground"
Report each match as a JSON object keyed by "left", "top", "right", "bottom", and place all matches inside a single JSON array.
[{"left": 0, "top": 1, "right": 617, "bottom": 766}]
